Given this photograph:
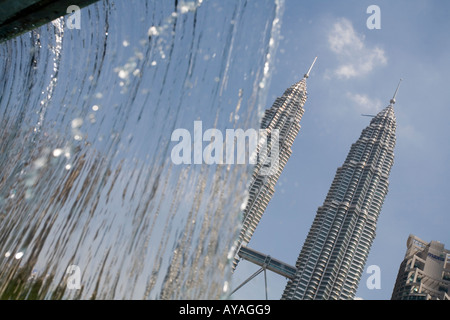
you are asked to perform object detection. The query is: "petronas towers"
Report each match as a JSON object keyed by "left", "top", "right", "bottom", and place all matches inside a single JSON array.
[
  {"left": 282, "top": 81, "right": 398, "bottom": 300},
  {"left": 232, "top": 57, "right": 317, "bottom": 270},
  {"left": 232, "top": 58, "right": 399, "bottom": 300}
]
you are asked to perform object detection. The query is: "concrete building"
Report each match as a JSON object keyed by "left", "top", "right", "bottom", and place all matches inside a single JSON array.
[{"left": 391, "top": 234, "right": 450, "bottom": 300}]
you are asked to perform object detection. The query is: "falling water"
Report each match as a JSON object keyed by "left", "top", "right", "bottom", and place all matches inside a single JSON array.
[{"left": 0, "top": 0, "right": 284, "bottom": 299}]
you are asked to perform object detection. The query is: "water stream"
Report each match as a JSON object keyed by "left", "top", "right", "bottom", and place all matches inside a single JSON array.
[{"left": 0, "top": 0, "right": 284, "bottom": 299}]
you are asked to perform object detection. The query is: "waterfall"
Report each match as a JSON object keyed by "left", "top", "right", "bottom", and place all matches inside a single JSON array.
[{"left": 0, "top": 0, "right": 284, "bottom": 299}]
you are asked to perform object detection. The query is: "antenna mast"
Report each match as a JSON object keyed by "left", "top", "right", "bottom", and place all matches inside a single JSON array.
[
  {"left": 390, "top": 79, "right": 402, "bottom": 105},
  {"left": 304, "top": 56, "right": 318, "bottom": 79}
]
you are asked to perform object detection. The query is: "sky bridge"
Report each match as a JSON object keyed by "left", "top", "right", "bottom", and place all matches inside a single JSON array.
[{"left": 231, "top": 246, "right": 296, "bottom": 299}]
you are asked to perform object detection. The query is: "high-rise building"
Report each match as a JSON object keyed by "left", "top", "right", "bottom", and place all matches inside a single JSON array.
[
  {"left": 232, "top": 57, "right": 317, "bottom": 271},
  {"left": 282, "top": 81, "right": 400, "bottom": 300},
  {"left": 391, "top": 234, "right": 450, "bottom": 300}
]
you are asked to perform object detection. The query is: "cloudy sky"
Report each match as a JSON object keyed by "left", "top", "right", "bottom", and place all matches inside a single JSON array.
[{"left": 231, "top": 0, "right": 450, "bottom": 300}]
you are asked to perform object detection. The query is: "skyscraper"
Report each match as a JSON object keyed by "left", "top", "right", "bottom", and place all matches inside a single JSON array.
[
  {"left": 282, "top": 81, "right": 400, "bottom": 300},
  {"left": 232, "top": 57, "right": 317, "bottom": 271},
  {"left": 391, "top": 234, "right": 450, "bottom": 300}
]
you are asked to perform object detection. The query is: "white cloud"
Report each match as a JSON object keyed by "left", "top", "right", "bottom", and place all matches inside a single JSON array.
[
  {"left": 346, "top": 92, "right": 382, "bottom": 114},
  {"left": 328, "top": 18, "right": 387, "bottom": 79},
  {"left": 329, "top": 18, "right": 364, "bottom": 55}
]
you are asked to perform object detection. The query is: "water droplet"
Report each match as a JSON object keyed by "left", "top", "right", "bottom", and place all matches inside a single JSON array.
[
  {"left": 15, "top": 252, "right": 24, "bottom": 260},
  {"left": 148, "top": 26, "right": 159, "bottom": 36},
  {"left": 71, "top": 118, "right": 83, "bottom": 129},
  {"left": 34, "top": 157, "right": 47, "bottom": 169},
  {"left": 222, "top": 281, "right": 229, "bottom": 292},
  {"left": 53, "top": 148, "right": 63, "bottom": 157},
  {"left": 240, "top": 193, "right": 249, "bottom": 211},
  {"left": 269, "top": 38, "right": 275, "bottom": 47},
  {"left": 89, "top": 113, "right": 96, "bottom": 124},
  {"left": 118, "top": 69, "right": 128, "bottom": 79}
]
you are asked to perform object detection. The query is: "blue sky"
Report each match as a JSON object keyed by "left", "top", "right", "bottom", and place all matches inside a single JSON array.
[{"left": 231, "top": 0, "right": 450, "bottom": 300}]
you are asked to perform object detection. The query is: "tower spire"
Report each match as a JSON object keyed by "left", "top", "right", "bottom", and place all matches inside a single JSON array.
[
  {"left": 304, "top": 56, "right": 318, "bottom": 79},
  {"left": 390, "top": 79, "right": 402, "bottom": 105}
]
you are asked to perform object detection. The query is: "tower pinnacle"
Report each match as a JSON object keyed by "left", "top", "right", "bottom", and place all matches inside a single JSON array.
[
  {"left": 390, "top": 78, "right": 402, "bottom": 105},
  {"left": 304, "top": 56, "right": 318, "bottom": 79}
]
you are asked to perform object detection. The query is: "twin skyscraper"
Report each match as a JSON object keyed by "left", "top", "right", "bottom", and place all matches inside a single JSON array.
[{"left": 232, "top": 57, "right": 399, "bottom": 300}]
